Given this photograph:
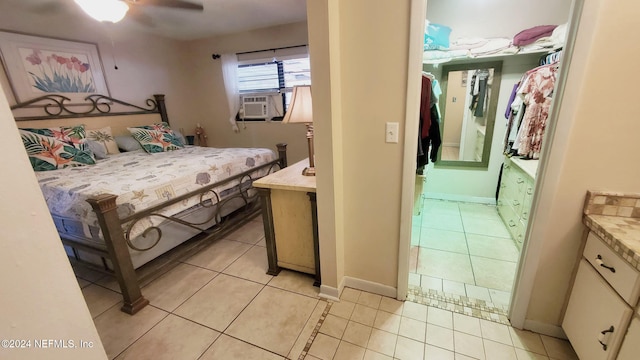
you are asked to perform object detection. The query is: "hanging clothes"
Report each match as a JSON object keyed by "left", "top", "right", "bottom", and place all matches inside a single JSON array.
[
  {"left": 513, "top": 63, "right": 558, "bottom": 159},
  {"left": 469, "top": 69, "right": 490, "bottom": 117},
  {"left": 417, "top": 73, "right": 442, "bottom": 173}
]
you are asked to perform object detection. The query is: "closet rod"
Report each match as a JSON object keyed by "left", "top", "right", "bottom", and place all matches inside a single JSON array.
[{"left": 211, "top": 44, "right": 308, "bottom": 60}]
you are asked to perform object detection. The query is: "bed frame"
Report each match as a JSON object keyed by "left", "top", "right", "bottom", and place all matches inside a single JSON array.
[{"left": 12, "top": 94, "right": 287, "bottom": 314}]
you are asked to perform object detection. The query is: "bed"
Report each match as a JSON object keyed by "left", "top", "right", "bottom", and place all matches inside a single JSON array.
[{"left": 11, "top": 93, "right": 287, "bottom": 314}]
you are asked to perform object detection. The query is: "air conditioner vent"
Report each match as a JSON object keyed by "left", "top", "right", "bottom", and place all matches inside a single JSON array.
[{"left": 242, "top": 96, "right": 268, "bottom": 118}]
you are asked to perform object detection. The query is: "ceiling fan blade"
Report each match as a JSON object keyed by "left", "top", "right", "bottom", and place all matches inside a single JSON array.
[
  {"left": 126, "top": 0, "right": 204, "bottom": 11},
  {"left": 28, "top": 1, "right": 66, "bottom": 15},
  {"left": 127, "top": 6, "right": 156, "bottom": 27}
]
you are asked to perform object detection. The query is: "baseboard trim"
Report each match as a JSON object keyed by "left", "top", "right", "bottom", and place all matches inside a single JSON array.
[
  {"left": 424, "top": 192, "right": 496, "bottom": 205},
  {"left": 523, "top": 320, "right": 567, "bottom": 339},
  {"left": 342, "top": 276, "right": 397, "bottom": 298},
  {"left": 319, "top": 285, "right": 340, "bottom": 301}
]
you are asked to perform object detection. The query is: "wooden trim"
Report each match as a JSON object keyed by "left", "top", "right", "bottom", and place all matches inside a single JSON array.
[
  {"left": 308, "top": 191, "right": 321, "bottom": 287},
  {"left": 258, "top": 187, "right": 281, "bottom": 276}
]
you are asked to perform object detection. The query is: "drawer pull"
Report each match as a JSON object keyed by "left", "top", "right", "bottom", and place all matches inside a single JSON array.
[
  {"left": 526, "top": 187, "right": 533, "bottom": 195},
  {"left": 598, "top": 326, "right": 614, "bottom": 351},
  {"left": 508, "top": 220, "right": 516, "bottom": 227},
  {"left": 512, "top": 200, "right": 520, "bottom": 206},
  {"left": 516, "top": 178, "right": 524, "bottom": 184},
  {"left": 595, "top": 255, "right": 616, "bottom": 273}
]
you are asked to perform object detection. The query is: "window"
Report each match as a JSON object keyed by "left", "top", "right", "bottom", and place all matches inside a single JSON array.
[{"left": 237, "top": 54, "right": 310, "bottom": 120}]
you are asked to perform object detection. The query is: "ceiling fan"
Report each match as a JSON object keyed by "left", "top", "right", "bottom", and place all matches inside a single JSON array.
[{"left": 75, "top": 0, "right": 203, "bottom": 24}]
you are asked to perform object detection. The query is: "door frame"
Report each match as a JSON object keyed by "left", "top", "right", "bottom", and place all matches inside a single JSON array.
[{"left": 397, "top": 0, "right": 585, "bottom": 329}]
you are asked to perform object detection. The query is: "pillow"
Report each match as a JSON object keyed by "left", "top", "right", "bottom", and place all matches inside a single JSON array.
[
  {"left": 173, "top": 130, "right": 186, "bottom": 147},
  {"left": 20, "top": 125, "right": 87, "bottom": 150},
  {"left": 115, "top": 135, "right": 143, "bottom": 152},
  {"left": 19, "top": 129, "right": 96, "bottom": 171},
  {"left": 127, "top": 123, "right": 184, "bottom": 153},
  {"left": 86, "top": 126, "right": 120, "bottom": 155},
  {"left": 86, "top": 140, "right": 108, "bottom": 160},
  {"left": 424, "top": 21, "right": 452, "bottom": 50}
]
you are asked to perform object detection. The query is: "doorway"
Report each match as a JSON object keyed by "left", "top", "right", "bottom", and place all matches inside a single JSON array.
[{"left": 400, "top": 0, "right": 580, "bottom": 323}]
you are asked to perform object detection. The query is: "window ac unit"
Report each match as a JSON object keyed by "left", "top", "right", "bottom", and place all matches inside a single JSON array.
[{"left": 241, "top": 96, "right": 268, "bottom": 119}]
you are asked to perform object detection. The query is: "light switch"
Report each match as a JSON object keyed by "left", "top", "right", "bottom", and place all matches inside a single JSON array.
[{"left": 386, "top": 122, "right": 399, "bottom": 143}]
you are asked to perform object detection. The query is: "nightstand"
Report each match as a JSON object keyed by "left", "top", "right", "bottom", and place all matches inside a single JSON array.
[{"left": 254, "top": 158, "right": 320, "bottom": 286}]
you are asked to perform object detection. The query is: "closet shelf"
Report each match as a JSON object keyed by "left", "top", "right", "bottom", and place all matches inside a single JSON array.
[{"left": 423, "top": 48, "right": 559, "bottom": 66}]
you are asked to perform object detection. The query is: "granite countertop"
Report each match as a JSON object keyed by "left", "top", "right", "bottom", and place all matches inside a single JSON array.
[{"left": 583, "top": 191, "right": 640, "bottom": 271}]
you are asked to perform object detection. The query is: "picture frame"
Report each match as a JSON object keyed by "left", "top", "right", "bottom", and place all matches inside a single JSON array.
[{"left": 0, "top": 31, "right": 109, "bottom": 104}]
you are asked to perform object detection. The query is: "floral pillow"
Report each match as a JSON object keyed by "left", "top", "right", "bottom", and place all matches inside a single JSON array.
[
  {"left": 19, "top": 129, "right": 96, "bottom": 171},
  {"left": 86, "top": 126, "right": 120, "bottom": 155},
  {"left": 127, "top": 123, "right": 184, "bottom": 153},
  {"left": 20, "top": 125, "right": 87, "bottom": 149}
]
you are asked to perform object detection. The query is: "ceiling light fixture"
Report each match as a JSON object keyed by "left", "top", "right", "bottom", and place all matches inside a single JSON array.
[{"left": 75, "top": 0, "right": 129, "bottom": 23}]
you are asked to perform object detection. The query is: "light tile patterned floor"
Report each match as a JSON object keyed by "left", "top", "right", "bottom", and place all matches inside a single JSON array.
[
  {"left": 75, "top": 216, "right": 327, "bottom": 360},
  {"left": 75, "top": 211, "right": 577, "bottom": 360},
  {"left": 306, "top": 287, "right": 578, "bottom": 360},
  {"left": 411, "top": 199, "right": 519, "bottom": 312}
]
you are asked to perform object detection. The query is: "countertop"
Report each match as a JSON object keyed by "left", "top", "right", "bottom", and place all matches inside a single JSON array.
[
  {"left": 583, "top": 191, "right": 640, "bottom": 272},
  {"left": 253, "top": 158, "right": 316, "bottom": 192},
  {"left": 510, "top": 157, "right": 539, "bottom": 179}
]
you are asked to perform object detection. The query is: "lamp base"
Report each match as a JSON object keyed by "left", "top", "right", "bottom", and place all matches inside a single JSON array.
[{"left": 302, "top": 166, "right": 316, "bottom": 176}]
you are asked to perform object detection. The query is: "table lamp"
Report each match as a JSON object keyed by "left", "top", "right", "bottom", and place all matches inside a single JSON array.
[{"left": 283, "top": 85, "right": 315, "bottom": 176}]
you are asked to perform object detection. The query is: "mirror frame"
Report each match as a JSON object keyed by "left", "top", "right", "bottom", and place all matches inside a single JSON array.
[{"left": 435, "top": 60, "right": 503, "bottom": 169}]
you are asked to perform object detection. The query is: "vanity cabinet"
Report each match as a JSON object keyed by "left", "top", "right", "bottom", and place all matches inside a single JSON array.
[
  {"left": 497, "top": 156, "right": 536, "bottom": 249},
  {"left": 617, "top": 316, "right": 640, "bottom": 359},
  {"left": 563, "top": 232, "right": 640, "bottom": 360}
]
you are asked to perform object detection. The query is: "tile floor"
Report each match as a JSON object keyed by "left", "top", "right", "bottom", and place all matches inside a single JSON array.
[
  {"left": 410, "top": 199, "right": 519, "bottom": 309},
  {"left": 75, "top": 216, "right": 327, "bottom": 360},
  {"left": 75, "top": 211, "right": 577, "bottom": 359},
  {"left": 306, "top": 287, "right": 578, "bottom": 360}
]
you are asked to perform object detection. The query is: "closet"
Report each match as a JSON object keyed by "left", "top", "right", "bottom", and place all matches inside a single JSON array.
[{"left": 407, "top": 0, "right": 574, "bottom": 313}]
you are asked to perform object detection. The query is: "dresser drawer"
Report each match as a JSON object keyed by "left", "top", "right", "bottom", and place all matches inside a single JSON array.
[{"left": 584, "top": 232, "right": 640, "bottom": 306}]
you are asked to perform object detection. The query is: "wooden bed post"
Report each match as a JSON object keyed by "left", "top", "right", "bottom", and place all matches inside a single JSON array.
[
  {"left": 87, "top": 194, "right": 149, "bottom": 315},
  {"left": 276, "top": 143, "right": 288, "bottom": 168},
  {"left": 154, "top": 94, "right": 169, "bottom": 125}
]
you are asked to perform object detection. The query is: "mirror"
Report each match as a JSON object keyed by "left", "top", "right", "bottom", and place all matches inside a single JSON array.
[{"left": 426, "top": 61, "right": 502, "bottom": 168}]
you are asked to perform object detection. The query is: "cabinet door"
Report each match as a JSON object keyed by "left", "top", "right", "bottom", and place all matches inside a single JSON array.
[
  {"left": 617, "top": 316, "right": 640, "bottom": 360},
  {"left": 563, "top": 260, "right": 633, "bottom": 360}
]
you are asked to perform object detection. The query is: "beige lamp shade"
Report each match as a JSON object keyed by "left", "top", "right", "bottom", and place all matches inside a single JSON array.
[{"left": 282, "top": 85, "right": 313, "bottom": 124}]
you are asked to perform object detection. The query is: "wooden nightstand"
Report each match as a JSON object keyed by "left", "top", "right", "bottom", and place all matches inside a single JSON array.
[{"left": 254, "top": 158, "right": 320, "bottom": 286}]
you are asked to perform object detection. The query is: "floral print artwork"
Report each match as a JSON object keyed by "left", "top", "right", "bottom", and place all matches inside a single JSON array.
[{"left": 20, "top": 48, "right": 95, "bottom": 93}]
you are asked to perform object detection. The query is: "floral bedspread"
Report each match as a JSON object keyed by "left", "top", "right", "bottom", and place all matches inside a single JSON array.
[{"left": 35, "top": 146, "right": 276, "bottom": 242}]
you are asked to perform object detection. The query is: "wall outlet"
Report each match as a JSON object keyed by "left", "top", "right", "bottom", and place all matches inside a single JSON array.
[{"left": 386, "top": 122, "right": 399, "bottom": 143}]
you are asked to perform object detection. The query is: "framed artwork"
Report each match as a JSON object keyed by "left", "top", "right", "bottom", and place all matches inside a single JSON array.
[{"left": 0, "top": 31, "right": 109, "bottom": 104}]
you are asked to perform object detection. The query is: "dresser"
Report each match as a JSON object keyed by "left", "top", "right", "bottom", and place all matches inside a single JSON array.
[
  {"left": 497, "top": 156, "right": 538, "bottom": 250},
  {"left": 562, "top": 191, "right": 640, "bottom": 360},
  {"left": 253, "top": 158, "right": 320, "bottom": 286}
]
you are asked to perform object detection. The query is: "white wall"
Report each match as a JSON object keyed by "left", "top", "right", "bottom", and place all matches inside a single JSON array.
[
  {"left": 522, "top": 0, "right": 640, "bottom": 328},
  {"left": 424, "top": 54, "right": 541, "bottom": 201},
  {"left": 0, "top": 0, "right": 197, "bottom": 133},
  {"left": 185, "top": 22, "right": 310, "bottom": 164},
  {"left": 427, "top": 0, "right": 573, "bottom": 40},
  {"left": 308, "top": 0, "right": 412, "bottom": 294},
  {"left": 420, "top": 0, "right": 573, "bottom": 201},
  {"left": 0, "top": 83, "right": 106, "bottom": 359}
]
